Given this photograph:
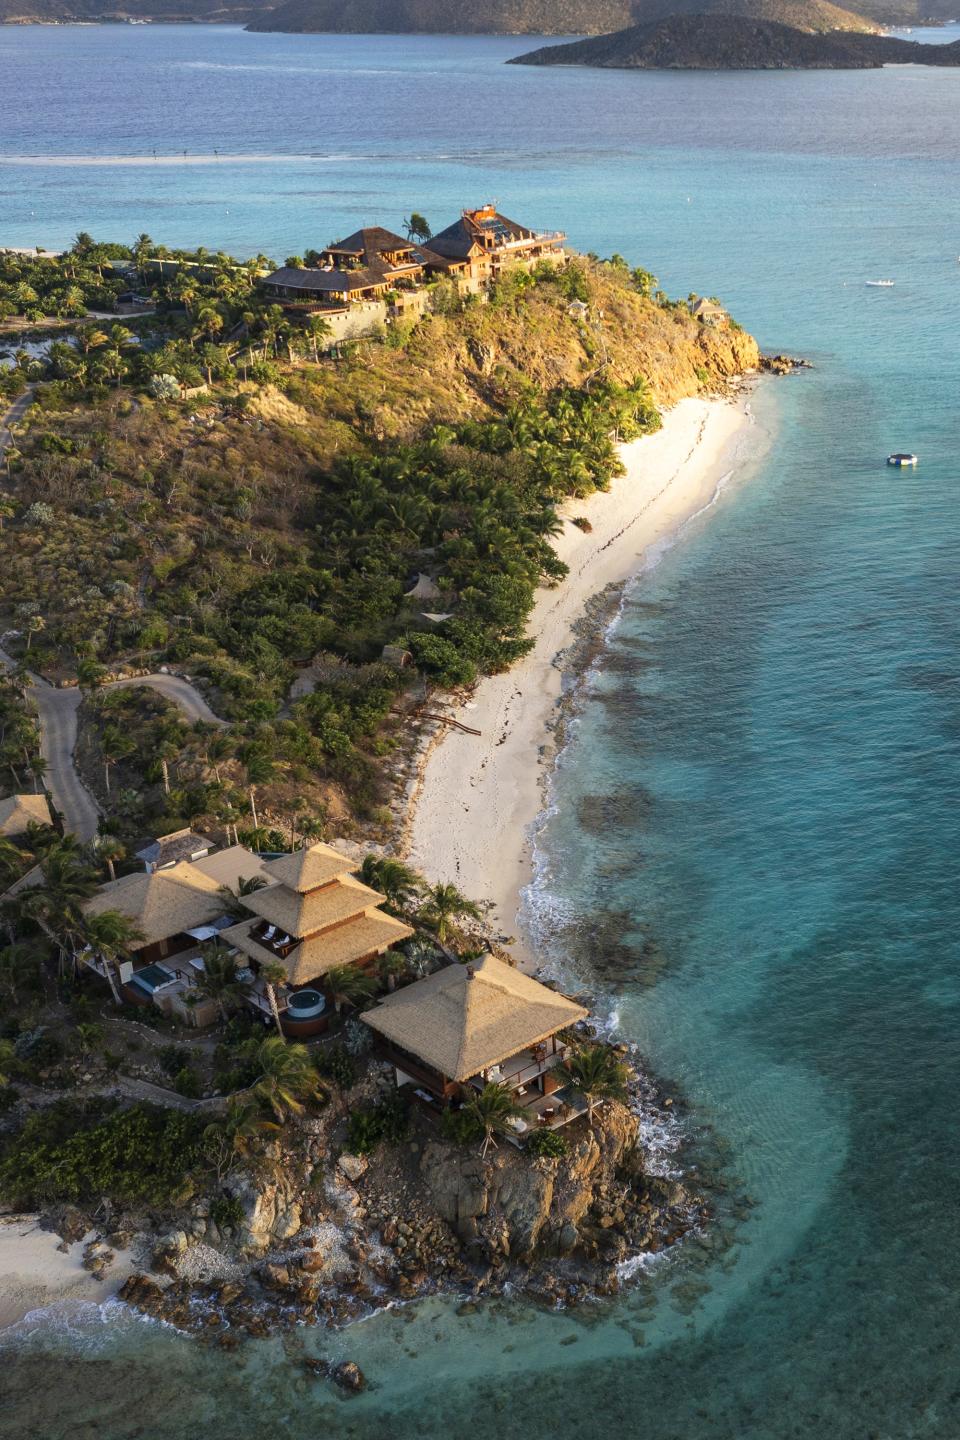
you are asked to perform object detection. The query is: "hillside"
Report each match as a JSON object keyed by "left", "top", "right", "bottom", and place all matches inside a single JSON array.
[
  {"left": 0, "top": 0, "right": 268, "bottom": 20},
  {"left": 247, "top": 0, "right": 635, "bottom": 33},
  {"left": 0, "top": 248, "right": 757, "bottom": 845},
  {"left": 247, "top": 0, "right": 879, "bottom": 32},
  {"left": 0, "top": 0, "right": 946, "bottom": 29},
  {"left": 509, "top": 14, "right": 960, "bottom": 67}
]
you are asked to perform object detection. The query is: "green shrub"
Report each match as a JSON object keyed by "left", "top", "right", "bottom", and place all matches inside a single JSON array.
[
  {"left": 173, "top": 1066, "right": 200, "bottom": 1098},
  {"left": 209, "top": 1194, "right": 245, "bottom": 1230},
  {"left": 346, "top": 1089, "right": 409, "bottom": 1154},
  {"left": 315, "top": 1043, "right": 356, "bottom": 1089},
  {"left": 440, "top": 1106, "right": 484, "bottom": 1146},
  {"left": 525, "top": 1129, "right": 569, "bottom": 1159},
  {"left": 159, "top": 1044, "right": 190, "bottom": 1078}
]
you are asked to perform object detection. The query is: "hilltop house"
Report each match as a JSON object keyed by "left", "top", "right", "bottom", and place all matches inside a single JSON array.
[
  {"left": 261, "top": 226, "right": 445, "bottom": 313},
  {"left": 259, "top": 206, "right": 565, "bottom": 335},
  {"left": 426, "top": 204, "right": 566, "bottom": 283},
  {"left": 361, "top": 953, "right": 591, "bottom": 1137}
]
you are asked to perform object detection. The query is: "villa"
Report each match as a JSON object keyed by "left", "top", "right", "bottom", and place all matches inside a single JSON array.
[
  {"left": 80, "top": 839, "right": 413, "bottom": 1034},
  {"left": 259, "top": 206, "right": 566, "bottom": 339},
  {"left": 361, "top": 953, "right": 591, "bottom": 1138}
]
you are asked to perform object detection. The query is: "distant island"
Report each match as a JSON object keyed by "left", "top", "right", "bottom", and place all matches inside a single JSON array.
[
  {"left": 2, "top": 0, "right": 951, "bottom": 30},
  {"left": 245, "top": 0, "right": 947, "bottom": 31},
  {"left": 509, "top": 14, "right": 960, "bottom": 68}
]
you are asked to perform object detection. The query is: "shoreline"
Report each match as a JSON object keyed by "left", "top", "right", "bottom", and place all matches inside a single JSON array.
[
  {"left": 0, "top": 1214, "right": 138, "bottom": 1331},
  {"left": 405, "top": 388, "right": 764, "bottom": 964}
]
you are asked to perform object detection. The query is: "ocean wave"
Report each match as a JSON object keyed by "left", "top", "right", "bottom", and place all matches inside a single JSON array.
[
  {"left": 0, "top": 153, "right": 331, "bottom": 167},
  {"left": 176, "top": 61, "right": 405, "bottom": 75}
]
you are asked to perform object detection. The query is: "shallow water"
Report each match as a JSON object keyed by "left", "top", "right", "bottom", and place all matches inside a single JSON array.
[{"left": 2, "top": 25, "right": 960, "bottom": 1440}]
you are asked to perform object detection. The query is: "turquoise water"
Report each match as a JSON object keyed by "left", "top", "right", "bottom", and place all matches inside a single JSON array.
[{"left": 4, "top": 27, "right": 960, "bottom": 1440}]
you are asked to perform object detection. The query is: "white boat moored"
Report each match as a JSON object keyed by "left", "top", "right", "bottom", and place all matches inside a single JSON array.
[
  {"left": 866, "top": 279, "right": 895, "bottom": 288},
  {"left": 887, "top": 453, "right": 918, "bottom": 467}
]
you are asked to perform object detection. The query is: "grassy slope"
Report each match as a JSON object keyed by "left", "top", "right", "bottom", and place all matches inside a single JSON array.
[{"left": 2, "top": 261, "right": 758, "bottom": 840}]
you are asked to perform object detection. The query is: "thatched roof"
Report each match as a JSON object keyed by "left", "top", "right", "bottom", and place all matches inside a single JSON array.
[
  {"left": 262, "top": 843, "right": 355, "bottom": 893},
  {"left": 404, "top": 572, "right": 442, "bottom": 601},
  {"left": 190, "top": 844, "right": 272, "bottom": 890},
  {"left": 360, "top": 954, "right": 588, "bottom": 1082},
  {"left": 0, "top": 793, "right": 52, "bottom": 837},
  {"left": 242, "top": 872, "right": 385, "bottom": 939},
  {"left": 83, "top": 862, "right": 229, "bottom": 949},
  {"left": 220, "top": 909, "right": 413, "bottom": 986}
]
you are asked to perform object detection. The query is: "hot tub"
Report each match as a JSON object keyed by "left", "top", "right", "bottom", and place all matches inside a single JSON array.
[{"left": 286, "top": 988, "right": 326, "bottom": 1021}]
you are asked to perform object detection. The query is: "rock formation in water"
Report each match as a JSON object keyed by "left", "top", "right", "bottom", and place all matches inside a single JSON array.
[{"left": 509, "top": 15, "right": 960, "bottom": 68}]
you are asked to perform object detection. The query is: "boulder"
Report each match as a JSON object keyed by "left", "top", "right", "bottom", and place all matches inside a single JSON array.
[
  {"left": 337, "top": 1153, "right": 368, "bottom": 1184},
  {"left": 331, "top": 1361, "right": 366, "bottom": 1393}
]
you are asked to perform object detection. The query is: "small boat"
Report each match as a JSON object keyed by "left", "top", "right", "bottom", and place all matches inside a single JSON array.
[
  {"left": 866, "top": 279, "right": 895, "bottom": 288},
  {"left": 887, "top": 453, "right": 918, "bottom": 467}
]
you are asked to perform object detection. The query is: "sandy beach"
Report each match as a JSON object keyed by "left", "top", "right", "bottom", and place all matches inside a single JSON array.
[
  {"left": 406, "top": 391, "right": 760, "bottom": 960},
  {"left": 0, "top": 1214, "right": 137, "bottom": 1330}
]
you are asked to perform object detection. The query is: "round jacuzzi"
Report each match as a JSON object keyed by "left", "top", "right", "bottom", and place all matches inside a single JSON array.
[{"left": 286, "top": 988, "right": 326, "bottom": 1020}]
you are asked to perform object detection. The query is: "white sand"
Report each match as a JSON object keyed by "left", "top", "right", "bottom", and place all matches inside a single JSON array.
[
  {"left": 0, "top": 1214, "right": 137, "bottom": 1330},
  {"left": 406, "top": 392, "right": 760, "bottom": 959}
]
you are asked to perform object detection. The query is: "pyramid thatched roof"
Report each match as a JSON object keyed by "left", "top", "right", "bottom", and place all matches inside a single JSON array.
[
  {"left": 360, "top": 954, "right": 587, "bottom": 1082},
  {"left": 262, "top": 843, "right": 356, "bottom": 893}
]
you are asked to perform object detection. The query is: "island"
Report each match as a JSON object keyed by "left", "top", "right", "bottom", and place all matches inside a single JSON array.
[
  {"left": 509, "top": 12, "right": 960, "bottom": 68},
  {"left": 0, "top": 210, "right": 763, "bottom": 1357}
]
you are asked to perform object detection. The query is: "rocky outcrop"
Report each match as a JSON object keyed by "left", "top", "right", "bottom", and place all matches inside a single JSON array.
[
  {"left": 224, "top": 1171, "right": 306, "bottom": 1253},
  {"left": 419, "top": 1100, "right": 642, "bottom": 1263}
]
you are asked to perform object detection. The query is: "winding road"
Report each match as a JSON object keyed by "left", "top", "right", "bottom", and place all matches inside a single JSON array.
[{"left": 0, "top": 652, "right": 227, "bottom": 842}]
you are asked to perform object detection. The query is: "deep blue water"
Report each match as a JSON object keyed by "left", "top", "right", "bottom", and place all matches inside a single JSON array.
[{"left": 3, "top": 25, "right": 960, "bottom": 1440}]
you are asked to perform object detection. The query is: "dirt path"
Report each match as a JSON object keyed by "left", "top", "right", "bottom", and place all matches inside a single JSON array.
[{"left": 0, "top": 385, "right": 37, "bottom": 461}]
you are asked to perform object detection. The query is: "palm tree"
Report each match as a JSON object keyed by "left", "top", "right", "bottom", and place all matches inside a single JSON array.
[
  {"left": 377, "top": 949, "right": 407, "bottom": 993},
  {"left": 81, "top": 908, "right": 145, "bottom": 1005},
  {"left": 97, "top": 834, "right": 125, "bottom": 882},
  {"left": 560, "top": 1044, "right": 629, "bottom": 1127},
  {"left": 0, "top": 836, "right": 25, "bottom": 883},
  {"left": 461, "top": 1082, "right": 522, "bottom": 1158},
  {"left": 358, "top": 855, "right": 423, "bottom": 912},
  {"left": 218, "top": 873, "right": 268, "bottom": 920},
  {"left": 258, "top": 959, "right": 288, "bottom": 1039},
  {"left": 326, "top": 963, "right": 376, "bottom": 1016},
  {"left": 196, "top": 944, "right": 244, "bottom": 1022},
  {"left": 25, "top": 614, "right": 45, "bottom": 652},
  {"left": 419, "top": 881, "right": 481, "bottom": 944},
  {"left": 75, "top": 1020, "right": 104, "bottom": 1054},
  {"left": 18, "top": 846, "right": 98, "bottom": 968},
  {"left": 249, "top": 1035, "right": 325, "bottom": 1124},
  {"left": 101, "top": 724, "right": 135, "bottom": 794}
]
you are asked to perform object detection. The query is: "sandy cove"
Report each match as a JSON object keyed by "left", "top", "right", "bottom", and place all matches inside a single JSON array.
[
  {"left": 405, "top": 391, "right": 760, "bottom": 959},
  {"left": 0, "top": 1214, "right": 138, "bottom": 1330}
]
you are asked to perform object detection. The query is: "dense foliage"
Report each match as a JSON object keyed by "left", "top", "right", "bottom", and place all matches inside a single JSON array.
[{"left": 0, "top": 1099, "right": 207, "bottom": 1209}]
